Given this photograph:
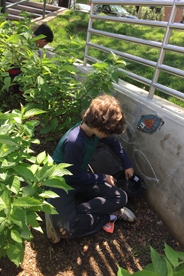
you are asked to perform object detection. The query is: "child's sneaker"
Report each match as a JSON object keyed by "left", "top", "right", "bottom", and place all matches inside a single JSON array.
[
  {"left": 45, "top": 213, "right": 61, "bottom": 243},
  {"left": 103, "top": 221, "right": 115, "bottom": 233},
  {"left": 115, "top": 207, "right": 136, "bottom": 222}
]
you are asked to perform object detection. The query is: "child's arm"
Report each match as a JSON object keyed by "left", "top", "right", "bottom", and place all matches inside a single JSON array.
[{"left": 100, "top": 137, "right": 134, "bottom": 179}]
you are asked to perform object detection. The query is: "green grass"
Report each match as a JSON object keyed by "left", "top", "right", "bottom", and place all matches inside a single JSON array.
[{"left": 48, "top": 10, "right": 184, "bottom": 107}]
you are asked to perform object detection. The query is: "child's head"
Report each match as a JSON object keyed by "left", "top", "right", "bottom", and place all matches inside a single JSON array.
[
  {"left": 83, "top": 94, "right": 126, "bottom": 136},
  {"left": 33, "top": 24, "right": 54, "bottom": 48}
]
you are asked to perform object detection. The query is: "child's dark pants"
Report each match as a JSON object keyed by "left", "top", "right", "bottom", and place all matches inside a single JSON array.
[{"left": 49, "top": 181, "right": 127, "bottom": 238}]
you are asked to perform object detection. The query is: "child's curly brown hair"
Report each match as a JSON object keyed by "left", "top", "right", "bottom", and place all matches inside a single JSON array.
[{"left": 83, "top": 94, "right": 126, "bottom": 135}]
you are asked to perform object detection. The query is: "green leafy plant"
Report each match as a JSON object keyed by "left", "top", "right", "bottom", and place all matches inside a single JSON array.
[
  {"left": 0, "top": 14, "right": 125, "bottom": 266},
  {"left": 0, "top": 14, "right": 125, "bottom": 139},
  {"left": 117, "top": 243, "right": 184, "bottom": 276},
  {"left": 0, "top": 105, "right": 72, "bottom": 266}
]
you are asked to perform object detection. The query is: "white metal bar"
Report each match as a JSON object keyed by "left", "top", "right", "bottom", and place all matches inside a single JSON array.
[
  {"left": 84, "top": 2, "right": 95, "bottom": 65},
  {"left": 88, "top": 28, "right": 163, "bottom": 48},
  {"left": 86, "top": 42, "right": 157, "bottom": 67},
  {"left": 84, "top": 0, "right": 184, "bottom": 100},
  {"left": 148, "top": 0, "right": 178, "bottom": 98},
  {"left": 92, "top": 0, "right": 184, "bottom": 6}
]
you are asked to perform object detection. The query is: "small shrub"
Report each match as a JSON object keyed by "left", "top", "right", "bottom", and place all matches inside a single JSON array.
[
  {"left": 117, "top": 243, "right": 184, "bottom": 276},
  {"left": 0, "top": 105, "right": 72, "bottom": 266}
]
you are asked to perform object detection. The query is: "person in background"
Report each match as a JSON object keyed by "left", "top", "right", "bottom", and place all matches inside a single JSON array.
[
  {"left": 33, "top": 23, "right": 54, "bottom": 48},
  {"left": 45, "top": 94, "right": 136, "bottom": 243},
  {"left": 8, "top": 23, "right": 54, "bottom": 94}
]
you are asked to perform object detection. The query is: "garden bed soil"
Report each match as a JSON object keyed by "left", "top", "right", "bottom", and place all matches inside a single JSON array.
[
  {"left": 0, "top": 196, "right": 183, "bottom": 276},
  {"left": 0, "top": 130, "right": 183, "bottom": 276}
]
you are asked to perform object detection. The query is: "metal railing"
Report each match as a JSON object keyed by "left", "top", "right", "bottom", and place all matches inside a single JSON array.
[
  {"left": 1, "top": 0, "right": 47, "bottom": 18},
  {"left": 84, "top": 0, "right": 184, "bottom": 101}
]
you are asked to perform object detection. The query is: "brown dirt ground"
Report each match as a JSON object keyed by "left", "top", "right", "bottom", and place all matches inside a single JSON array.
[
  {"left": 0, "top": 196, "right": 183, "bottom": 276},
  {"left": 0, "top": 110, "right": 183, "bottom": 276}
]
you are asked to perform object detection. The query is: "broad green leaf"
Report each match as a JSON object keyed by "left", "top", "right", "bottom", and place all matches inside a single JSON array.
[
  {"left": 45, "top": 154, "right": 54, "bottom": 165},
  {"left": 25, "top": 120, "right": 40, "bottom": 129},
  {"left": 39, "top": 190, "right": 60, "bottom": 198},
  {"left": 50, "top": 118, "right": 58, "bottom": 131},
  {"left": 20, "top": 229, "right": 33, "bottom": 240},
  {"left": 165, "top": 243, "right": 180, "bottom": 269},
  {"left": 112, "top": 72, "right": 119, "bottom": 83},
  {"left": 26, "top": 212, "right": 40, "bottom": 228},
  {"left": 174, "top": 272, "right": 184, "bottom": 276},
  {"left": 29, "top": 164, "right": 39, "bottom": 175},
  {"left": 11, "top": 230, "right": 22, "bottom": 243},
  {"left": 56, "top": 163, "right": 72, "bottom": 169},
  {"left": 10, "top": 208, "right": 27, "bottom": 229},
  {"left": 50, "top": 163, "right": 72, "bottom": 177},
  {"left": 13, "top": 165, "right": 36, "bottom": 181},
  {"left": 42, "top": 177, "right": 73, "bottom": 192},
  {"left": 92, "top": 62, "right": 108, "bottom": 69},
  {"left": 3, "top": 76, "right": 11, "bottom": 90},
  {"left": 0, "top": 217, "right": 7, "bottom": 232},
  {"left": 35, "top": 163, "right": 55, "bottom": 181},
  {"left": 0, "top": 144, "right": 17, "bottom": 158},
  {"left": 32, "top": 34, "right": 46, "bottom": 42},
  {"left": 21, "top": 185, "right": 35, "bottom": 197},
  {"left": 40, "top": 125, "right": 53, "bottom": 134},
  {"left": 7, "top": 33, "right": 21, "bottom": 42},
  {"left": 134, "top": 271, "right": 158, "bottom": 276},
  {"left": 26, "top": 156, "right": 37, "bottom": 164},
  {"left": 0, "top": 188, "right": 10, "bottom": 211},
  {"left": 0, "top": 173, "right": 7, "bottom": 182},
  {"left": 7, "top": 176, "right": 20, "bottom": 194},
  {"left": 0, "top": 247, "right": 6, "bottom": 258},
  {"left": 37, "top": 76, "right": 44, "bottom": 85},
  {"left": 40, "top": 202, "right": 58, "bottom": 214},
  {"left": 43, "top": 65, "right": 51, "bottom": 73},
  {"left": 0, "top": 124, "right": 12, "bottom": 135},
  {"left": 0, "top": 135, "right": 17, "bottom": 145},
  {"left": 51, "top": 168, "right": 72, "bottom": 177},
  {"left": 6, "top": 243, "right": 24, "bottom": 267},
  {"left": 22, "top": 123, "right": 34, "bottom": 137},
  {"left": 151, "top": 247, "right": 168, "bottom": 276},
  {"left": 13, "top": 197, "right": 43, "bottom": 207},
  {"left": 12, "top": 115, "right": 22, "bottom": 124},
  {"left": 23, "top": 108, "right": 46, "bottom": 119},
  {"left": 144, "top": 263, "right": 155, "bottom": 272},
  {"left": 175, "top": 251, "right": 184, "bottom": 262},
  {"left": 117, "top": 266, "right": 131, "bottom": 276},
  {"left": 32, "top": 225, "right": 43, "bottom": 233},
  {"left": 30, "top": 138, "right": 40, "bottom": 144},
  {"left": 0, "top": 113, "right": 19, "bottom": 120},
  {"left": 36, "top": 151, "right": 46, "bottom": 165},
  {"left": 1, "top": 160, "right": 16, "bottom": 169},
  {"left": 6, "top": 244, "right": 21, "bottom": 266},
  {"left": 116, "top": 60, "right": 126, "bottom": 65},
  {"left": 62, "top": 65, "right": 78, "bottom": 73},
  {"left": 175, "top": 264, "right": 184, "bottom": 271},
  {"left": 165, "top": 257, "right": 174, "bottom": 276}
]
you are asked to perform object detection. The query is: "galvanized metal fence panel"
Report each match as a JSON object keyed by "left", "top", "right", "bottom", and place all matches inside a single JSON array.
[{"left": 84, "top": 0, "right": 184, "bottom": 101}]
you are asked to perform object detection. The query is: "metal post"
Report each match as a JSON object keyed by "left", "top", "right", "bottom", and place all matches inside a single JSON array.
[
  {"left": 148, "top": 0, "right": 178, "bottom": 99},
  {"left": 1, "top": 0, "right": 6, "bottom": 13},
  {"left": 43, "top": 0, "right": 46, "bottom": 18}
]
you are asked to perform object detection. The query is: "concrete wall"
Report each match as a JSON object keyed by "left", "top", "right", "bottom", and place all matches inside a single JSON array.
[
  {"left": 76, "top": 64, "right": 184, "bottom": 246},
  {"left": 114, "top": 80, "right": 184, "bottom": 247}
]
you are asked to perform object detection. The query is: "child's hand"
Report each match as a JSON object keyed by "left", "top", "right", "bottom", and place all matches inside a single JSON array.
[
  {"left": 105, "top": 174, "right": 115, "bottom": 186},
  {"left": 125, "top": 168, "right": 134, "bottom": 179}
]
